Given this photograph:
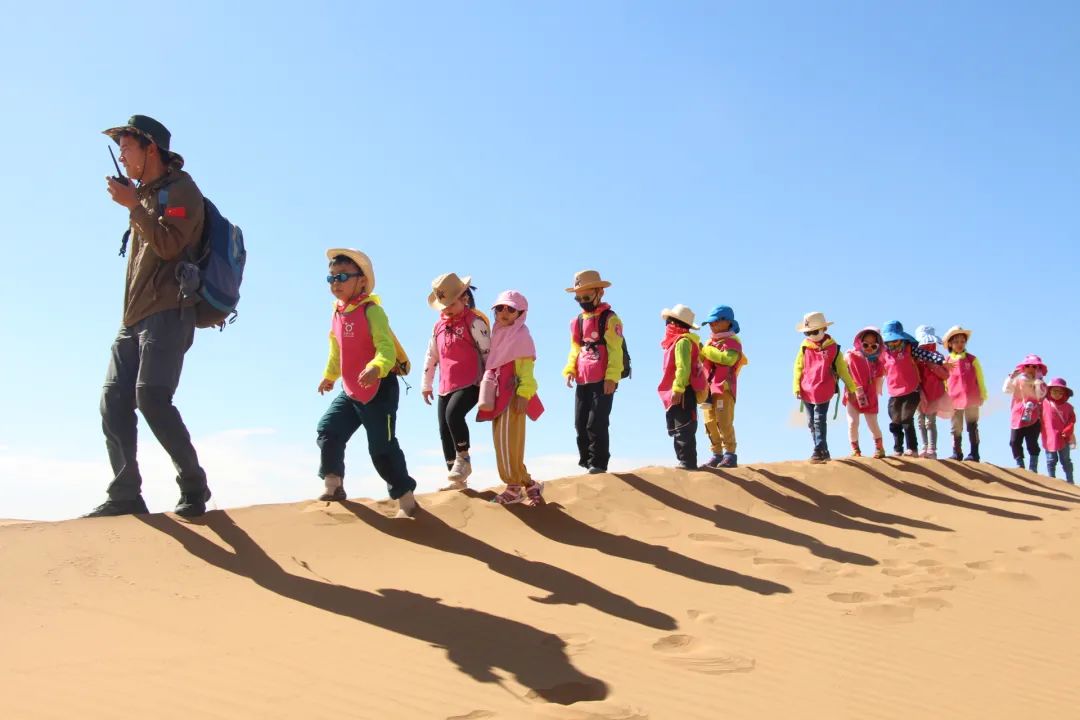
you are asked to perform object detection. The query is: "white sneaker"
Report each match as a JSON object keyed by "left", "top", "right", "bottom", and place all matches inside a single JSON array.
[
  {"left": 395, "top": 491, "right": 418, "bottom": 518},
  {"left": 448, "top": 454, "right": 472, "bottom": 482},
  {"left": 903, "top": 449, "right": 918, "bottom": 458}
]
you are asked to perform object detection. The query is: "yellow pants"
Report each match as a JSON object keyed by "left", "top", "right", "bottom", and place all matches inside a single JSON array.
[
  {"left": 493, "top": 409, "right": 532, "bottom": 486},
  {"left": 702, "top": 390, "right": 737, "bottom": 454}
]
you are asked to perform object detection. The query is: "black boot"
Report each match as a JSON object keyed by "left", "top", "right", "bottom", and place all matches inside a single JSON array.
[
  {"left": 175, "top": 488, "right": 212, "bottom": 518},
  {"left": 964, "top": 423, "right": 980, "bottom": 462},
  {"left": 950, "top": 434, "right": 963, "bottom": 461},
  {"left": 83, "top": 496, "right": 149, "bottom": 518},
  {"left": 1028, "top": 452, "right": 1040, "bottom": 473}
]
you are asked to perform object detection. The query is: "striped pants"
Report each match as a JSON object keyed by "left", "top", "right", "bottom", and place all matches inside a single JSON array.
[{"left": 493, "top": 409, "right": 533, "bottom": 487}]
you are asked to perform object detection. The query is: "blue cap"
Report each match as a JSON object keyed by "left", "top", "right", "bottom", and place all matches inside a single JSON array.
[
  {"left": 882, "top": 320, "right": 916, "bottom": 344},
  {"left": 703, "top": 305, "right": 740, "bottom": 334}
]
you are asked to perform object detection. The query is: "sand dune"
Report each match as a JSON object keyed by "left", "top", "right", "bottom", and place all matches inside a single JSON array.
[{"left": 2, "top": 459, "right": 1079, "bottom": 719}]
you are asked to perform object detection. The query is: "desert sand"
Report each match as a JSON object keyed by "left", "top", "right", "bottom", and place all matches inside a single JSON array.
[{"left": 2, "top": 459, "right": 1079, "bottom": 719}]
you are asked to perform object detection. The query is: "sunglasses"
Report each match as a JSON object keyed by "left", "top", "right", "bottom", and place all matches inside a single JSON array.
[
  {"left": 803, "top": 329, "right": 824, "bottom": 337},
  {"left": 861, "top": 342, "right": 880, "bottom": 350},
  {"left": 574, "top": 295, "right": 594, "bottom": 303},
  {"left": 327, "top": 271, "right": 363, "bottom": 284},
  {"left": 494, "top": 304, "right": 519, "bottom": 314}
]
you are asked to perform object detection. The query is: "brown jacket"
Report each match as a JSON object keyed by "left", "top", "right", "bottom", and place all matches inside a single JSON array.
[{"left": 122, "top": 160, "right": 205, "bottom": 327}]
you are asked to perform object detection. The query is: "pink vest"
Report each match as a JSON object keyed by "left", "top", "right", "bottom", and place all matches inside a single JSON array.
[
  {"left": 800, "top": 341, "right": 841, "bottom": 405},
  {"left": 657, "top": 336, "right": 707, "bottom": 410},
  {"left": 1041, "top": 399, "right": 1076, "bottom": 452},
  {"left": 947, "top": 354, "right": 983, "bottom": 410},
  {"left": 476, "top": 360, "right": 544, "bottom": 422},
  {"left": 434, "top": 310, "right": 483, "bottom": 395},
  {"left": 883, "top": 346, "right": 920, "bottom": 397},
  {"left": 703, "top": 336, "right": 743, "bottom": 399},
  {"left": 844, "top": 350, "right": 882, "bottom": 414},
  {"left": 917, "top": 358, "right": 949, "bottom": 413},
  {"left": 332, "top": 303, "right": 379, "bottom": 404},
  {"left": 1008, "top": 377, "right": 1045, "bottom": 429},
  {"left": 571, "top": 306, "right": 614, "bottom": 385}
]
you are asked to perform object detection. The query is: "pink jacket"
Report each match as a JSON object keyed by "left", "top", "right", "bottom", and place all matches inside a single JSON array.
[
  {"left": 1041, "top": 399, "right": 1076, "bottom": 452},
  {"left": 844, "top": 350, "right": 884, "bottom": 414},
  {"left": 1003, "top": 374, "right": 1047, "bottom": 429},
  {"left": 917, "top": 345, "right": 952, "bottom": 416}
]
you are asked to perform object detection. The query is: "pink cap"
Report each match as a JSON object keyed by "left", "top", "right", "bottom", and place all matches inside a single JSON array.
[{"left": 492, "top": 289, "right": 528, "bottom": 312}]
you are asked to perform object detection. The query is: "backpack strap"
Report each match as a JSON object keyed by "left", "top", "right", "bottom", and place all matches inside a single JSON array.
[{"left": 581, "top": 309, "right": 613, "bottom": 350}]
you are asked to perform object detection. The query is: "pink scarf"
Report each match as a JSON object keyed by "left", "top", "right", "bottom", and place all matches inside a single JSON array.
[{"left": 486, "top": 291, "right": 535, "bottom": 370}]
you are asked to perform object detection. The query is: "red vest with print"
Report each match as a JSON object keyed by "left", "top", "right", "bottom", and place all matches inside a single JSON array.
[
  {"left": 571, "top": 306, "right": 613, "bottom": 385},
  {"left": 476, "top": 360, "right": 544, "bottom": 422},
  {"left": 883, "top": 346, "right": 920, "bottom": 397},
  {"left": 800, "top": 342, "right": 841, "bottom": 405},
  {"left": 332, "top": 302, "right": 379, "bottom": 404},
  {"left": 947, "top": 353, "right": 983, "bottom": 409},
  {"left": 844, "top": 350, "right": 883, "bottom": 414},
  {"left": 434, "top": 309, "right": 482, "bottom": 395},
  {"left": 703, "top": 336, "right": 743, "bottom": 399},
  {"left": 657, "top": 336, "right": 707, "bottom": 409}
]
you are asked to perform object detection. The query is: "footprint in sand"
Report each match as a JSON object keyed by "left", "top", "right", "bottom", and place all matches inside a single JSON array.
[
  {"left": 1018, "top": 545, "right": 1035, "bottom": 552},
  {"left": 524, "top": 703, "right": 651, "bottom": 720},
  {"left": 914, "top": 559, "right": 942, "bottom": 567},
  {"left": 882, "top": 567, "right": 917, "bottom": 577},
  {"left": 776, "top": 565, "right": 835, "bottom": 585},
  {"left": 828, "top": 591, "right": 876, "bottom": 604},
  {"left": 686, "top": 609, "right": 718, "bottom": 624},
  {"left": 652, "top": 635, "right": 756, "bottom": 675},
  {"left": 447, "top": 712, "right": 496, "bottom": 720},
  {"left": 965, "top": 559, "right": 1001, "bottom": 571},
  {"left": 903, "top": 596, "right": 952, "bottom": 611},
  {"left": 688, "top": 533, "right": 734, "bottom": 543},
  {"left": 752, "top": 557, "right": 796, "bottom": 565},
  {"left": 541, "top": 633, "right": 594, "bottom": 656},
  {"left": 854, "top": 603, "right": 916, "bottom": 624}
]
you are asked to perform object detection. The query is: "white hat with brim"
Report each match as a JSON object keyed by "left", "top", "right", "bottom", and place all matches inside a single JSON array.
[
  {"left": 797, "top": 311, "right": 834, "bottom": 333},
  {"left": 326, "top": 248, "right": 375, "bottom": 293},
  {"left": 566, "top": 269, "right": 612, "bottom": 294},
  {"left": 428, "top": 273, "right": 473, "bottom": 310},
  {"left": 661, "top": 304, "right": 699, "bottom": 329},
  {"left": 943, "top": 325, "right": 972, "bottom": 346}
]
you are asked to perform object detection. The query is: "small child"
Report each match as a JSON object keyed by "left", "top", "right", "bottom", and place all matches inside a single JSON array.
[
  {"left": 421, "top": 272, "right": 490, "bottom": 490},
  {"left": 316, "top": 248, "right": 418, "bottom": 518},
  {"left": 843, "top": 327, "right": 885, "bottom": 459},
  {"left": 942, "top": 326, "right": 987, "bottom": 461},
  {"left": 881, "top": 321, "right": 931, "bottom": 457},
  {"left": 477, "top": 290, "right": 545, "bottom": 506},
  {"left": 562, "top": 270, "right": 625, "bottom": 475},
  {"left": 700, "top": 305, "right": 747, "bottom": 469},
  {"left": 1003, "top": 354, "right": 1048, "bottom": 471},
  {"left": 658, "top": 305, "right": 708, "bottom": 470},
  {"left": 914, "top": 325, "right": 953, "bottom": 459},
  {"left": 793, "top": 312, "right": 857, "bottom": 464},
  {"left": 1042, "top": 378, "right": 1076, "bottom": 483}
]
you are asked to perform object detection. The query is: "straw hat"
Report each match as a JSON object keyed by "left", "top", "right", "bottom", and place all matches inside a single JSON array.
[
  {"left": 428, "top": 272, "right": 472, "bottom": 310},
  {"left": 326, "top": 248, "right": 375, "bottom": 293},
  {"left": 1046, "top": 377, "right": 1073, "bottom": 398},
  {"left": 796, "top": 311, "right": 833, "bottom": 333},
  {"left": 565, "top": 270, "right": 612, "bottom": 294},
  {"left": 661, "top": 304, "right": 699, "bottom": 329},
  {"left": 943, "top": 325, "right": 972, "bottom": 346}
]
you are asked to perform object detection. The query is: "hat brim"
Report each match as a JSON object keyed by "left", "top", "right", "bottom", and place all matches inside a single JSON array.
[
  {"left": 102, "top": 125, "right": 176, "bottom": 161},
  {"left": 428, "top": 276, "right": 472, "bottom": 310},
  {"left": 918, "top": 335, "right": 943, "bottom": 346},
  {"left": 943, "top": 329, "right": 972, "bottom": 345},
  {"left": 661, "top": 309, "right": 699, "bottom": 329},
  {"left": 797, "top": 321, "right": 833, "bottom": 332},
  {"left": 883, "top": 332, "right": 916, "bottom": 344},
  {"left": 326, "top": 248, "right": 376, "bottom": 293},
  {"left": 565, "top": 281, "right": 612, "bottom": 293}
]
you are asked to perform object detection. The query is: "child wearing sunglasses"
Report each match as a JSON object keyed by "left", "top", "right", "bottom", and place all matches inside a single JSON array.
[
  {"left": 477, "top": 291, "right": 545, "bottom": 506},
  {"left": 315, "top": 248, "right": 419, "bottom": 518},
  {"left": 843, "top": 327, "right": 885, "bottom": 458},
  {"left": 914, "top": 325, "right": 953, "bottom": 459},
  {"left": 421, "top": 273, "right": 491, "bottom": 490},
  {"left": 942, "top": 326, "right": 987, "bottom": 461},
  {"left": 793, "top": 312, "right": 857, "bottom": 464},
  {"left": 1003, "top": 354, "right": 1048, "bottom": 471}
]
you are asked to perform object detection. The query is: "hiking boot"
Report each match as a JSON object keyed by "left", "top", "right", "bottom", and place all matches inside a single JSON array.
[
  {"left": 395, "top": 491, "right": 418, "bottom": 518},
  {"left": 447, "top": 454, "right": 472, "bottom": 482},
  {"left": 175, "top": 488, "right": 212, "bottom": 518},
  {"left": 850, "top": 442, "right": 862, "bottom": 458},
  {"left": 525, "top": 482, "right": 546, "bottom": 507},
  {"left": 587, "top": 466, "right": 607, "bottom": 475},
  {"left": 964, "top": 453, "right": 980, "bottom": 462},
  {"left": 718, "top": 453, "right": 738, "bottom": 468},
  {"left": 83, "top": 496, "right": 149, "bottom": 518},
  {"left": 1028, "top": 454, "right": 1040, "bottom": 473},
  {"left": 808, "top": 452, "right": 826, "bottom": 465},
  {"left": 318, "top": 486, "right": 347, "bottom": 502},
  {"left": 872, "top": 447, "right": 887, "bottom": 459},
  {"left": 703, "top": 453, "right": 725, "bottom": 468},
  {"left": 1015, "top": 457, "right": 1025, "bottom": 469},
  {"left": 676, "top": 461, "right": 698, "bottom": 471}
]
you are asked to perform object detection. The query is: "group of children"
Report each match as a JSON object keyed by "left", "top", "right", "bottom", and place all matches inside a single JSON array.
[
  {"left": 791, "top": 314, "right": 1076, "bottom": 483},
  {"left": 314, "top": 250, "right": 1075, "bottom": 520}
]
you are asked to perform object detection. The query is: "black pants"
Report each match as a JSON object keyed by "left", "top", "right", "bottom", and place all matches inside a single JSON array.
[
  {"left": 101, "top": 307, "right": 206, "bottom": 501},
  {"left": 437, "top": 385, "right": 479, "bottom": 466},
  {"left": 888, "top": 391, "right": 921, "bottom": 453},
  {"left": 666, "top": 391, "right": 697, "bottom": 467},
  {"left": 575, "top": 382, "right": 614, "bottom": 470},
  {"left": 317, "top": 377, "right": 417, "bottom": 500},
  {"left": 1010, "top": 421, "right": 1042, "bottom": 466}
]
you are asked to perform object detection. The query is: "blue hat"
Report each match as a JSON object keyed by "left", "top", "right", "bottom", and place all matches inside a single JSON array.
[
  {"left": 915, "top": 324, "right": 942, "bottom": 346},
  {"left": 882, "top": 320, "right": 916, "bottom": 344},
  {"left": 704, "top": 305, "right": 740, "bottom": 334}
]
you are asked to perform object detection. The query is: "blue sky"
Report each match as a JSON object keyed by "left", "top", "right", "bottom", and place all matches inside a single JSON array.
[{"left": 1, "top": 1, "right": 1078, "bottom": 520}]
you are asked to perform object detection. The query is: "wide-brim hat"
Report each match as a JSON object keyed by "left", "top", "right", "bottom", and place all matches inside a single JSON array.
[
  {"left": 943, "top": 325, "right": 972, "bottom": 346},
  {"left": 915, "top": 324, "right": 942, "bottom": 346},
  {"left": 428, "top": 272, "right": 472, "bottom": 310},
  {"left": 1047, "top": 377, "right": 1073, "bottom": 398},
  {"left": 661, "top": 304, "right": 699, "bottom": 329},
  {"left": 1015, "top": 354, "right": 1047, "bottom": 376},
  {"left": 103, "top": 114, "right": 180, "bottom": 162},
  {"left": 882, "top": 320, "right": 916, "bottom": 344},
  {"left": 797, "top": 311, "right": 833, "bottom": 333},
  {"left": 566, "top": 269, "right": 612, "bottom": 294},
  {"left": 326, "top": 248, "right": 375, "bottom": 293}
]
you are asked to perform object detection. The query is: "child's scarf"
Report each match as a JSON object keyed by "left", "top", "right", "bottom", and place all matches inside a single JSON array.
[
  {"left": 710, "top": 330, "right": 735, "bottom": 343},
  {"left": 661, "top": 323, "right": 689, "bottom": 350},
  {"left": 486, "top": 298, "right": 535, "bottom": 370}
]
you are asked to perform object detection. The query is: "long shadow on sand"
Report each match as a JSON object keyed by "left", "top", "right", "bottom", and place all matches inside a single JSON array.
[
  {"left": 612, "top": 473, "right": 878, "bottom": 566},
  {"left": 888, "top": 460, "right": 1068, "bottom": 512},
  {"left": 341, "top": 500, "right": 678, "bottom": 629},
  {"left": 136, "top": 511, "right": 607, "bottom": 705},
  {"left": 746, "top": 468, "right": 953, "bottom": 535},
  {"left": 840, "top": 460, "right": 1043, "bottom": 521},
  {"left": 991, "top": 467, "right": 1080, "bottom": 502},
  {"left": 466, "top": 494, "right": 791, "bottom": 596}
]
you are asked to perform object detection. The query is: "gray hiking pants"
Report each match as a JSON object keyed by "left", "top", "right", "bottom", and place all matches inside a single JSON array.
[{"left": 100, "top": 307, "right": 206, "bottom": 501}]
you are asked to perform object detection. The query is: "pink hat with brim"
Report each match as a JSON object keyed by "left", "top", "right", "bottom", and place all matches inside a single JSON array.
[
  {"left": 493, "top": 289, "right": 528, "bottom": 312},
  {"left": 1015, "top": 354, "right": 1047, "bottom": 376},
  {"left": 1047, "top": 377, "right": 1073, "bottom": 398}
]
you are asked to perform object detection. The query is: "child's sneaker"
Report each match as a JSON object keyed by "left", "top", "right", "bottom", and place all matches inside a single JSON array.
[
  {"left": 439, "top": 478, "right": 467, "bottom": 492},
  {"left": 395, "top": 491, "right": 418, "bottom": 518},
  {"left": 492, "top": 485, "right": 526, "bottom": 505},
  {"left": 703, "top": 453, "right": 725, "bottom": 468},
  {"left": 850, "top": 442, "right": 862, "bottom": 458},
  {"left": 318, "top": 474, "right": 346, "bottom": 502},
  {"left": 676, "top": 461, "right": 698, "bottom": 470},
  {"left": 903, "top": 449, "right": 918, "bottom": 458},
  {"left": 447, "top": 454, "right": 472, "bottom": 482},
  {"left": 924, "top": 449, "right": 937, "bottom": 460},
  {"left": 525, "top": 482, "right": 545, "bottom": 507},
  {"left": 718, "top": 453, "right": 738, "bottom": 468}
]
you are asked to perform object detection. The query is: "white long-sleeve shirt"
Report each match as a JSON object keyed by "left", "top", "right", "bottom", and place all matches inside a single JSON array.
[{"left": 421, "top": 315, "right": 491, "bottom": 394}]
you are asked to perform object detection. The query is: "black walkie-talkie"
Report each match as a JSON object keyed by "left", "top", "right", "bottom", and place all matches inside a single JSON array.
[{"left": 109, "top": 145, "right": 130, "bottom": 185}]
